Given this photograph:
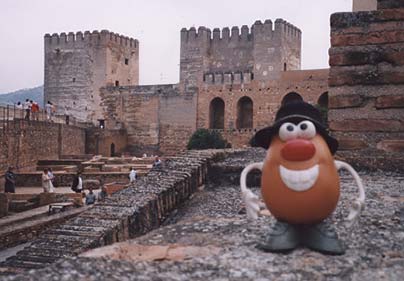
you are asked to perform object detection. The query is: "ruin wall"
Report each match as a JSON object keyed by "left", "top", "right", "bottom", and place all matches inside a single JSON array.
[
  {"left": 100, "top": 85, "right": 197, "bottom": 156},
  {"left": 85, "top": 128, "right": 128, "bottom": 157},
  {"left": 329, "top": 5, "right": 404, "bottom": 171},
  {"left": 0, "top": 122, "right": 85, "bottom": 175},
  {"left": 198, "top": 69, "right": 329, "bottom": 148}
]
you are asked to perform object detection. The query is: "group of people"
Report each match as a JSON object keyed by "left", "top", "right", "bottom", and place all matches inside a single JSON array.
[
  {"left": 4, "top": 156, "right": 164, "bottom": 204},
  {"left": 15, "top": 100, "right": 55, "bottom": 121},
  {"left": 3, "top": 166, "right": 55, "bottom": 194},
  {"left": 71, "top": 171, "right": 108, "bottom": 205}
]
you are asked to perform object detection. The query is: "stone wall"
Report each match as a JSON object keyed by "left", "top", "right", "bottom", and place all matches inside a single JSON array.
[
  {"left": 180, "top": 19, "right": 301, "bottom": 87},
  {"left": 198, "top": 69, "right": 329, "bottom": 148},
  {"left": 85, "top": 128, "right": 128, "bottom": 157},
  {"left": 329, "top": 5, "right": 404, "bottom": 171},
  {"left": 0, "top": 121, "right": 85, "bottom": 175},
  {"left": 100, "top": 85, "right": 197, "bottom": 156},
  {"left": 0, "top": 150, "right": 223, "bottom": 274},
  {"left": 44, "top": 30, "right": 139, "bottom": 123}
]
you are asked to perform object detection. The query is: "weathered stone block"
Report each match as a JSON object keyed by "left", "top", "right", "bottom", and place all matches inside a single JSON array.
[
  {"left": 375, "top": 95, "right": 404, "bottom": 108},
  {"left": 329, "top": 46, "right": 404, "bottom": 67},
  {"left": 329, "top": 65, "right": 404, "bottom": 86},
  {"left": 39, "top": 193, "right": 57, "bottom": 206},
  {"left": 378, "top": 0, "right": 404, "bottom": 10},
  {"left": 377, "top": 140, "right": 404, "bottom": 152},
  {"left": 338, "top": 138, "right": 368, "bottom": 150},
  {"left": 331, "top": 30, "right": 404, "bottom": 47},
  {"left": 330, "top": 119, "right": 404, "bottom": 132},
  {"left": 331, "top": 10, "right": 404, "bottom": 30},
  {"left": 329, "top": 95, "right": 365, "bottom": 108}
]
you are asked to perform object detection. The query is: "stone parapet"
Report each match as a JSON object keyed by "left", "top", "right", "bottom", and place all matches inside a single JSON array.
[{"left": 329, "top": 8, "right": 404, "bottom": 171}]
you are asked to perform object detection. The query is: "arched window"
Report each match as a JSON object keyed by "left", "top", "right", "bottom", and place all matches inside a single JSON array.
[
  {"left": 281, "top": 92, "right": 303, "bottom": 106},
  {"left": 317, "top": 92, "right": 329, "bottom": 125},
  {"left": 110, "top": 143, "right": 116, "bottom": 157},
  {"left": 209, "top": 97, "right": 225, "bottom": 129},
  {"left": 237, "top": 96, "right": 253, "bottom": 129},
  {"left": 318, "top": 92, "right": 329, "bottom": 108}
]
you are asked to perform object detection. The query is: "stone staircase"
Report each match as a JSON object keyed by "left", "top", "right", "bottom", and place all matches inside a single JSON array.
[{"left": 0, "top": 150, "right": 225, "bottom": 276}]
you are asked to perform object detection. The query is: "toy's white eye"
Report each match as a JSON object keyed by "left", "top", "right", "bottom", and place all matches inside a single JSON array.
[
  {"left": 279, "top": 122, "right": 298, "bottom": 141},
  {"left": 297, "top": 121, "right": 316, "bottom": 139}
]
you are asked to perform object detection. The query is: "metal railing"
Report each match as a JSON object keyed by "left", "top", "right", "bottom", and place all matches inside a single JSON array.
[{"left": 0, "top": 103, "right": 89, "bottom": 132}]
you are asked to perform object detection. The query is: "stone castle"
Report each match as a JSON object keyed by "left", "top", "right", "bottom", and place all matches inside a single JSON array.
[
  {"left": 42, "top": 1, "right": 404, "bottom": 171},
  {"left": 44, "top": 19, "right": 328, "bottom": 156}
]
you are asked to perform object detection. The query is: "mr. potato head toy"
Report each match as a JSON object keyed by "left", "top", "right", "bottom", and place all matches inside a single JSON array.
[{"left": 240, "top": 101, "right": 365, "bottom": 255}]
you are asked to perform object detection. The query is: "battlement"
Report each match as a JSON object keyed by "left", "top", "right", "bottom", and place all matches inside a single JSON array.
[
  {"left": 204, "top": 71, "right": 253, "bottom": 85},
  {"left": 44, "top": 30, "right": 139, "bottom": 48},
  {"left": 180, "top": 19, "right": 301, "bottom": 43}
]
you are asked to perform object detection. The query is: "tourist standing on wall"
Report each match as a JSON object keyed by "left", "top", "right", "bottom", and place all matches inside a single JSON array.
[
  {"left": 31, "top": 100, "right": 39, "bottom": 121},
  {"left": 42, "top": 169, "right": 54, "bottom": 193},
  {"left": 71, "top": 172, "right": 83, "bottom": 193},
  {"left": 129, "top": 167, "right": 137, "bottom": 184},
  {"left": 45, "top": 101, "right": 53, "bottom": 120},
  {"left": 4, "top": 167, "right": 16, "bottom": 193},
  {"left": 24, "top": 99, "right": 31, "bottom": 120}
]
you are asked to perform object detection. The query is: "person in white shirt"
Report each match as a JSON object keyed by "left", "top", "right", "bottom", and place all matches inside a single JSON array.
[
  {"left": 24, "top": 99, "right": 31, "bottom": 120},
  {"left": 129, "top": 167, "right": 137, "bottom": 184},
  {"left": 16, "top": 101, "right": 23, "bottom": 109},
  {"left": 71, "top": 172, "right": 83, "bottom": 193},
  {"left": 42, "top": 169, "right": 54, "bottom": 193},
  {"left": 45, "top": 101, "right": 53, "bottom": 120}
]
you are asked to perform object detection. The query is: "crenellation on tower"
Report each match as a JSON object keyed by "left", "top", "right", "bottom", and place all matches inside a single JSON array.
[
  {"left": 240, "top": 25, "right": 249, "bottom": 40},
  {"left": 44, "top": 29, "right": 139, "bottom": 123},
  {"left": 222, "top": 27, "right": 230, "bottom": 41},
  {"left": 180, "top": 19, "right": 302, "bottom": 86}
]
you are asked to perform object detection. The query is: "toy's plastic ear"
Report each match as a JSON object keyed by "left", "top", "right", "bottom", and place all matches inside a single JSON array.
[{"left": 251, "top": 127, "right": 273, "bottom": 149}]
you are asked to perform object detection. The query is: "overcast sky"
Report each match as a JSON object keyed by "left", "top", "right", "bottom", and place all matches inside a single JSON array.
[{"left": 0, "top": 0, "right": 352, "bottom": 93}]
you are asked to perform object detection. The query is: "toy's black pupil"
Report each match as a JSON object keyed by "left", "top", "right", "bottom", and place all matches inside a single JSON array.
[
  {"left": 300, "top": 123, "right": 308, "bottom": 130},
  {"left": 287, "top": 125, "right": 294, "bottom": 132}
]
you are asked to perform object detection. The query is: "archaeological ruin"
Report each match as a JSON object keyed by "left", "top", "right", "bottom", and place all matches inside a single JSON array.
[{"left": 0, "top": 0, "right": 403, "bottom": 279}]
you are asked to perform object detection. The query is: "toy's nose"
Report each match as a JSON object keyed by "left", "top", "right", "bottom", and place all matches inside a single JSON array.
[{"left": 281, "top": 139, "right": 316, "bottom": 161}]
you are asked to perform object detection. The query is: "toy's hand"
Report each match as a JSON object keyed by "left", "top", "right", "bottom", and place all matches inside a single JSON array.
[
  {"left": 240, "top": 162, "right": 264, "bottom": 220},
  {"left": 335, "top": 160, "right": 366, "bottom": 228},
  {"left": 346, "top": 199, "right": 364, "bottom": 227},
  {"left": 242, "top": 189, "right": 261, "bottom": 220}
]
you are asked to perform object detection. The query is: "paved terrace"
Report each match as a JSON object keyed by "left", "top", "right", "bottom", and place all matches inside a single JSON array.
[{"left": 2, "top": 149, "right": 404, "bottom": 280}]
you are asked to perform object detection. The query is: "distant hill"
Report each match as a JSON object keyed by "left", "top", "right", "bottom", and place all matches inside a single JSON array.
[{"left": 0, "top": 85, "right": 44, "bottom": 106}]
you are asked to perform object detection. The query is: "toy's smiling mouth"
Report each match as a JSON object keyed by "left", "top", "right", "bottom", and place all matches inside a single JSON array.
[{"left": 279, "top": 165, "right": 319, "bottom": 192}]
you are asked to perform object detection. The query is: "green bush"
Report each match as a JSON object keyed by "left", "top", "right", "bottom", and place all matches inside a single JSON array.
[{"left": 187, "top": 129, "right": 230, "bottom": 150}]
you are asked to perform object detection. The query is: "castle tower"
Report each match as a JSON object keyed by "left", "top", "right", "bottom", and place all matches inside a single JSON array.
[
  {"left": 179, "top": 19, "right": 301, "bottom": 86},
  {"left": 44, "top": 30, "right": 139, "bottom": 123}
]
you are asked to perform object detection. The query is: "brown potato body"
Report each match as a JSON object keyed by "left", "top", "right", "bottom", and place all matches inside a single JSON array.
[{"left": 261, "top": 135, "right": 340, "bottom": 224}]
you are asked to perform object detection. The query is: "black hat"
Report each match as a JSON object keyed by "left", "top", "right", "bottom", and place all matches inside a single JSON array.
[{"left": 252, "top": 101, "right": 338, "bottom": 154}]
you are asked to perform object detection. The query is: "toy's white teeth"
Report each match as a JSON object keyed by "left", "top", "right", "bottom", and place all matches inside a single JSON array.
[{"left": 279, "top": 165, "right": 319, "bottom": 192}]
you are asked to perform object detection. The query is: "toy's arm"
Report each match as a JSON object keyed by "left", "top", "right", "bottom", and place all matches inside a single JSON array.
[
  {"left": 334, "top": 160, "right": 365, "bottom": 227},
  {"left": 240, "top": 162, "right": 263, "bottom": 220}
]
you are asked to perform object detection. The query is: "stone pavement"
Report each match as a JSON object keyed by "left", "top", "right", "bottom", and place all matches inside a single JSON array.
[{"left": 3, "top": 148, "right": 403, "bottom": 280}]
